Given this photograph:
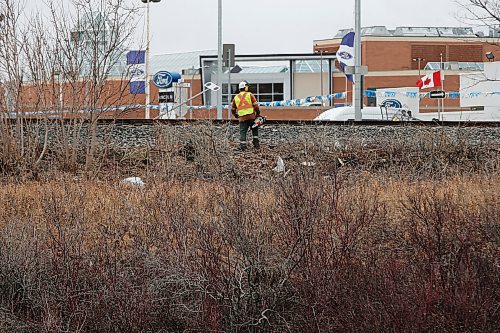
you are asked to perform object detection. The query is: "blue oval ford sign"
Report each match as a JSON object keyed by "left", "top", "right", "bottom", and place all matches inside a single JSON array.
[
  {"left": 153, "top": 71, "right": 181, "bottom": 89},
  {"left": 380, "top": 99, "right": 403, "bottom": 109}
]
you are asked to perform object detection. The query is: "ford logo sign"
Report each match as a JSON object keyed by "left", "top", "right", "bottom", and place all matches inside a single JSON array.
[
  {"left": 153, "top": 71, "right": 182, "bottom": 89},
  {"left": 338, "top": 51, "right": 353, "bottom": 60},
  {"left": 380, "top": 99, "right": 403, "bottom": 109}
]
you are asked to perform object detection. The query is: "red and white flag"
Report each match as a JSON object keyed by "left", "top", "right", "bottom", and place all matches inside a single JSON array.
[{"left": 416, "top": 71, "right": 442, "bottom": 89}]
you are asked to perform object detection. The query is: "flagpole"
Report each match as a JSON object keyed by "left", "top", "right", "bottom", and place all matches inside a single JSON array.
[
  {"left": 145, "top": 0, "right": 151, "bottom": 119},
  {"left": 440, "top": 53, "right": 444, "bottom": 121},
  {"left": 346, "top": 76, "right": 348, "bottom": 106},
  {"left": 354, "top": 0, "right": 362, "bottom": 121}
]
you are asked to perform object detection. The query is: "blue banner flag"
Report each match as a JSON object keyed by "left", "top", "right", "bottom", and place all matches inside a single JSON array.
[
  {"left": 127, "top": 50, "right": 146, "bottom": 94},
  {"left": 337, "top": 32, "right": 355, "bottom": 82}
]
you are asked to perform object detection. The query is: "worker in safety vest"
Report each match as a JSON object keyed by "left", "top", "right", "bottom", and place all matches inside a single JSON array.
[{"left": 231, "top": 81, "right": 261, "bottom": 150}]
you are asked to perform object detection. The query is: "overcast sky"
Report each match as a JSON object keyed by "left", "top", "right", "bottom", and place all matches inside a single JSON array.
[
  {"left": 23, "top": 0, "right": 475, "bottom": 55},
  {"left": 144, "top": 0, "right": 471, "bottom": 55}
]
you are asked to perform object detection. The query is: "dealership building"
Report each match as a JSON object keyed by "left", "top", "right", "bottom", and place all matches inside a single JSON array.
[
  {"left": 143, "top": 25, "right": 499, "bottom": 119},
  {"left": 16, "top": 25, "right": 499, "bottom": 120}
]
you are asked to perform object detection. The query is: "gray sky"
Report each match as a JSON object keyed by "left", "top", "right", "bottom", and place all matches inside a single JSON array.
[
  {"left": 23, "top": 0, "right": 473, "bottom": 55},
  {"left": 143, "top": 0, "right": 470, "bottom": 55}
]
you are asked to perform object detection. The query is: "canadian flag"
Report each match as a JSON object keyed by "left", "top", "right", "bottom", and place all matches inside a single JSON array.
[{"left": 416, "top": 71, "right": 442, "bottom": 89}]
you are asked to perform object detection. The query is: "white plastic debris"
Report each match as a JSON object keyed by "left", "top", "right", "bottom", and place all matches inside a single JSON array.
[
  {"left": 273, "top": 156, "right": 285, "bottom": 173},
  {"left": 301, "top": 161, "right": 316, "bottom": 167},
  {"left": 338, "top": 158, "right": 345, "bottom": 166},
  {"left": 121, "top": 177, "right": 145, "bottom": 188}
]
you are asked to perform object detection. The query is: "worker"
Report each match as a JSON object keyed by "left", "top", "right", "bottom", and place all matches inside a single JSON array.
[{"left": 231, "top": 81, "right": 261, "bottom": 150}]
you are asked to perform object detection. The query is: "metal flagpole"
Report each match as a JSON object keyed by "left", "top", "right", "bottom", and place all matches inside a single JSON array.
[
  {"left": 354, "top": 0, "right": 362, "bottom": 121},
  {"left": 228, "top": 48, "right": 231, "bottom": 119},
  {"left": 345, "top": 70, "right": 348, "bottom": 105},
  {"left": 216, "top": 0, "right": 223, "bottom": 119},
  {"left": 145, "top": 0, "right": 151, "bottom": 119},
  {"left": 440, "top": 53, "right": 444, "bottom": 121}
]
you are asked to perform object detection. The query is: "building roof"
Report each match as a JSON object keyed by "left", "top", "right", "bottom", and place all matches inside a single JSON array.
[
  {"left": 424, "top": 62, "right": 485, "bottom": 71},
  {"left": 232, "top": 65, "right": 289, "bottom": 74},
  {"left": 330, "top": 26, "right": 482, "bottom": 39},
  {"left": 151, "top": 50, "right": 216, "bottom": 74}
]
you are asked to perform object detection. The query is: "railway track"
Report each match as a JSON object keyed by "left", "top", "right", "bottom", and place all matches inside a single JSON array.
[{"left": 105, "top": 118, "right": 500, "bottom": 127}]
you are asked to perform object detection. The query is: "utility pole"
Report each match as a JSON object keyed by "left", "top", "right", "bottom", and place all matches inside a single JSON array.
[
  {"left": 228, "top": 47, "right": 232, "bottom": 119},
  {"left": 143, "top": 0, "right": 161, "bottom": 119},
  {"left": 354, "top": 0, "right": 362, "bottom": 121},
  {"left": 145, "top": 0, "right": 151, "bottom": 119},
  {"left": 216, "top": 0, "right": 223, "bottom": 119}
]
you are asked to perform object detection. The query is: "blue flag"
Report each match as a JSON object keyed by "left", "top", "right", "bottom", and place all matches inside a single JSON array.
[
  {"left": 127, "top": 50, "right": 146, "bottom": 94},
  {"left": 337, "top": 32, "right": 355, "bottom": 82}
]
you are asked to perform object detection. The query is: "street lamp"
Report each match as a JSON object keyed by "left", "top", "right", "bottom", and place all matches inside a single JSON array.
[
  {"left": 412, "top": 57, "right": 425, "bottom": 76},
  {"left": 216, "top": 0, "right": 223, "bottom": 119},
  {"left": 142, "top": 0, "right": 161, "bottom": 119},
  {"left": 314, "top": 46, "right": 329, "bottom": 101},
  {"left": 188, "top": 66, "right": 210, "bottom": 119}
]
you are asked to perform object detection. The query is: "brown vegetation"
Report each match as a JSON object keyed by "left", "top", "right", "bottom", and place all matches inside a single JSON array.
[{"left": 0, "top": 131, "right": 498, "bottom": 331}]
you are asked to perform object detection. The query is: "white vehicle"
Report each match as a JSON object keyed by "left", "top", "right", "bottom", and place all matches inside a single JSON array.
[
  {"left": 315, "top": 106, "right": 405, "bottom": 121},
  {"left": 301, "top": 101, "right": 323, "bottom": 107},
  {"left": 314, "top": 106, "right": 500, "bottom": 122}
]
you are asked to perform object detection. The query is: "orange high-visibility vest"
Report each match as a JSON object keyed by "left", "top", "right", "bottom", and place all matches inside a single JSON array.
[{"left": 234, "top": 92, "right": 254, "bottom": 117}]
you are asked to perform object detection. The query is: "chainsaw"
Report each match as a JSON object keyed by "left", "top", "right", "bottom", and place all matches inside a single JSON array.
[{"left": 252, "top": 116, "right": 267, "bottom": 128}]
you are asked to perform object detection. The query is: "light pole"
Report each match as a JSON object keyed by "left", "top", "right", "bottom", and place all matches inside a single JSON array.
[
  {"left": 354, "top": 0, "right": 362, "bottom": 121},
  {"left": 412, "top": 57, "right": 425, "bottom": 77},
  {"left": 314, "top": 47, "right": 329, "bottom": 102},
  {"left": 189, "top": 66, "right": 210, "bottom": 119},
  {"left": 142, "top": 0, "right": 161, "bottom": 119},
  {"left": 216, "top": 0, "right": 223, "bottom": 119}
]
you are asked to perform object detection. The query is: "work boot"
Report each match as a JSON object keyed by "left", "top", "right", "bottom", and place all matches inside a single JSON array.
[
  {"left": 253, "top": 139, "right": 260, "bottom": 149},
  {"left": 239, "top": 143, "right": 247, "bottom": 151}
]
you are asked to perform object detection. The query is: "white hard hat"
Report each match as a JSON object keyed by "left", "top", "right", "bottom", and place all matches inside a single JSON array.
[{"left": 238, "top": 81, "right": 248, "bottom": 90}]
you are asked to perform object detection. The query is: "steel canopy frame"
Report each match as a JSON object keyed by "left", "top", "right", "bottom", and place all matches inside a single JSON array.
[{"left": 200, "top": 53, "right": 337, "bottom": 105}]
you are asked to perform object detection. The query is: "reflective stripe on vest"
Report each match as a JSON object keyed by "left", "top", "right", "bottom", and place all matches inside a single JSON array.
[{"left": 234, "top": 92, "right": 254, "bottom": 117}]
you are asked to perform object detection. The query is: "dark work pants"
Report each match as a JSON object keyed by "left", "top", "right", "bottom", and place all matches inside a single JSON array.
[{"left": 239, "top": 120, "right": 259, "bottom": 149}]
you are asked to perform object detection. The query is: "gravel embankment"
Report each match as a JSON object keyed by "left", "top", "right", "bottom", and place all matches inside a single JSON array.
[{"left": 105, "top": 123, "right": 500, "bottom": 148}]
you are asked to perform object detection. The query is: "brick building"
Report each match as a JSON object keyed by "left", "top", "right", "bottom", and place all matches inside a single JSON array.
[{"left": 313, "top": 26, "right": 499, "bottom": 112}]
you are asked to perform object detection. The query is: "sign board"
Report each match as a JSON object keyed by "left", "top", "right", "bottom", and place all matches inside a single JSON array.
[
  {"left": 204, "top": 81, "right": 220, "bottom": 91},
  {"left": 429, "top": 90, "right": 446, "bottom": 99},
  {"left": 173, "top": 82, "right": 191, "bottom": 88},
  {"left": 223, "top": 44, "right": 235, "bottom": 68},
  {"left": 376, "top": 87, "right": 419, "bottom": 113},
  {"left": 153, "top": 71, "right": 181, "bottom": 89},
  {"left": 159, "top": 91, "right": 174, "bottom": 104}
]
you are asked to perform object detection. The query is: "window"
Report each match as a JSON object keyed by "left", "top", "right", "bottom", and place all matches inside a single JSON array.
[
  {"left": 222, "top": 82, "right": 286, "bottom": 105},
  {"left": 259, "top": 83, "right": 272, "bottom": 94},
  {"left": 259, "top": 95, "right": 273, "bottom": 102}
]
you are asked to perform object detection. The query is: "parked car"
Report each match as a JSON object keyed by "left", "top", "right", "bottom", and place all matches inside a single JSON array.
[{"left": 301, "top": 102, "right": 323, "bottom": 107}]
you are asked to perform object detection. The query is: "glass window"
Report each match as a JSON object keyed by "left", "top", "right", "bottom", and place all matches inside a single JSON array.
[
  {"left": 274, "top": 83, "right": 284, "bottom": 93},
  {"left": 273, "top": 94, "right": 284, "bottom": 102},
  {"left": 222, "top": 85, "right": 228, "bottom": 94},
  {"left": 259, "top": 95, "right": 273, "bottom": 102},
  {"left": 259, "top": 83, "right": 272, "bottom": 94},
  {"left": 231, "top": 84, "right": 238, "bottom": 94},
  {"left": 222, "top": 95, "right": 228, "bottom": 104},
  {"left": 249, "top": 84, "right": 258, "bottom": 93}
]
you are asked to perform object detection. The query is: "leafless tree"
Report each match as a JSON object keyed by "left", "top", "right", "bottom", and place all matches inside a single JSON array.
[
  {"left": 456, "top": 0, "right": 500, "bottom": 42},
  {"left": 0, "top": 0, "right": 141, "bottom": 174}
]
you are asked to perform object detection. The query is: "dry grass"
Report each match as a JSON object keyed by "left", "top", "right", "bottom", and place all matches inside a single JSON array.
[
  {"left": 0, "top": 173, "right": 498, "bottom": 332},
  {"left": 1, "top": 122, "right": 498, "bottom": 331}
]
